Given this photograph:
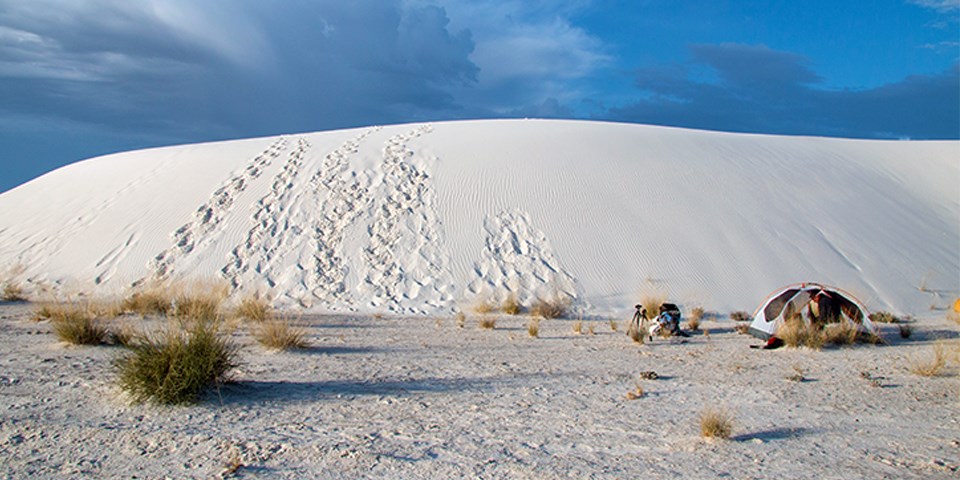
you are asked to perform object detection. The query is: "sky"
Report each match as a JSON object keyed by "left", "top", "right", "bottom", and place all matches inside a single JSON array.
[{"left": 1, "top": 0, "right": 958, "bottom": 193}]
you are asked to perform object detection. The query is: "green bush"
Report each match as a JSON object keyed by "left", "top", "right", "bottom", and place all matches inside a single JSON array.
[{"left": 116, "top": 320, "right": 238, "bottom": 405}]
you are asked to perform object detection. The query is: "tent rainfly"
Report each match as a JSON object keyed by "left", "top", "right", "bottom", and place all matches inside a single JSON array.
[{"left": 748, "top": 282, "right": 876, "bottom": 340}]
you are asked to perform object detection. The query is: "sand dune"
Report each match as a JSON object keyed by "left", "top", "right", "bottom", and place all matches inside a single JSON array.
[{"left": 0, "top": 120, "right": 957, "bottom": 315}]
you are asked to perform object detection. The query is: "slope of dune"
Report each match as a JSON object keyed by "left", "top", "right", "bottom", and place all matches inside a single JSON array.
[{"left": 0, "top": 120, "right": 957, "bottom": 315}]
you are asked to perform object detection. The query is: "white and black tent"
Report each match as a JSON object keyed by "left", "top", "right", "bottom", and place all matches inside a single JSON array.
[{"left": 748, "top": 282, "right": 876, "bottom": 340}]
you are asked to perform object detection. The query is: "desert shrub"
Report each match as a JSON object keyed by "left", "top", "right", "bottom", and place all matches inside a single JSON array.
[
  {"left": 687, "top": 307, "right": 704, "bottom": 330},
  {"left": 733, "top": 323, "right": 750, "bottom": 335},
  {"left": 254, "top": 319, "right": 309, "bottom": 350},
  {"left": 528, "top": 317, "right": 540, "bottom": 338},
  {"left": 173, "top": 291, "right": 224, "bottom": 322},
  {"left": 609, "top": 319, "right": 619, "bottom": 332},
  {"left": 2, "top": 283, "right": 26, "bottom": 302},
  {"left": 572, "top": 321, "right": 583, "bottom": 335},
  {"left": 472, "top": 297, "right": 497, "bottom": 314},
  {"left": 909, "top": 342, "right": 947, "bottom": 377},
  {"left": 122, "top": 289, "right": 174, "bottom": 316},
  {"left": 52, "top": 310, "right": 111, "bottom": 345},
  {"left": 529, "top": 296, "right": 571, "bottom": 319},
  {"left": 821, "top": 322, "right": 860, "bottom": 346},
  {"left": 869, "top": 311, "right": 901, "bottom": 324},
  {"left": 625, "top": 384, "right": 645, "bottom": 400},
  {"left": 700, "top": 407, "right": 734, "bottom": 439},
  {"left": 479, "top": 316, "right": 496, "bottom": 330},
  {"left": 730, "top": 311, "right": 752, "bottom": 322},
  {"left": 235, "top": 295, "right": 272, "bottom": 323},
  {"left": 587, "top": 323, "right": 595, "bottom": 335},
  {"left": 116, "top": 319, "right": 238, "bottom": 405},
  {"left": 501, "top": 294, "right": 522, "bottom": 315},
  {"left": 776, "top": 318, "right": 824, "bottom": 350},
  {"left": 639, "top": 293, "right": 666, "bottom": 320},
  {"left": 629, "top": 326, "right": 644, "bottom": 344},
  {"left": 455, "top": 311, "right": 466, "bottom": 328}
]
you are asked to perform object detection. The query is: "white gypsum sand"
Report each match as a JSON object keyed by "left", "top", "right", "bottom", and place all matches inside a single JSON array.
[
  {"left": 0, "top": 120, "right": 956, "bottom": 316},
  {"left": 0, "top": 303, "right": 957, "bottom": 478}
]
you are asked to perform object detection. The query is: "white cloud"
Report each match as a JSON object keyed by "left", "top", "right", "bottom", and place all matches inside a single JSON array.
[{"left": 909, "top": 0, "right": 960, "bottom": 12}]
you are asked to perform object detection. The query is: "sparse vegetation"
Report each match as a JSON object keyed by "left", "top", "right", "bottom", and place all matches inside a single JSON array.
[
  {"left": 479, "top": 316, "right": 496, "bottom": 330},
  {"left": 625, "top": 384, "right": 645, "bottom": 400},
  {"left": 785, "top": 365, "right": 806, "bottom": 382},
  {"left": 629, "top": 325, "right": 644, "bottom": 344},
  {"left": 235, "top": 295, "right": 272, "bottom": 323},
  {"left": 52, "top": 309, "right": 111, "bottom": 345},
  {"left": 572, "top": 320, "right": 582, "bottom": 335},
  {"left": 254, "top": 319, "right": 309, "bottom": 350},
  {"left": 700, "top": 407, "right": 734, "bottom": 439},
  {"left": 609, "top": 319, "right": 618, "bottom": 332},
  {"left": 821, "top": 322, "right": 860, "bottom": 346},
  {"left": 639, "top": 293, "right": 666, "bottom": 320},
  {"left": 730, "top": 311, "right": 752, "bottom": 322},
  {"left": 121, "top": 288, "right": 174, "bottom": 316},
  {"left": 2, "top": 282, "right": 26, "bottom": 302},
  {"left": 527, "top": 317, "right": 540, "bottom": 337},
  {"left": 587, "top": 323, "right": 595, "bottom": 335},
  {"left": 116, "top": 319, "right": 238, "bottom": 405},
  {"left": 869, "top": 311, "right": 901, "bottom": 324},
  {"left": 529, "top": 296, "right": 571, "bottom": 319},
  {"left": 455, "top": 311, "right": 466, "bottom": 329},
  {"left": 733, "top": 323, "right": 750, "bottom": 335},
  {"left": 501, "top": 294, "right": 522, "bottom": 315},
  {"left": 472, "top": 297, "right": 497, "bottom": 314},
  {"left": 687, "top": 307, "right": 704, "bottom": 331},
  {"left": 776, "top": 317, "right": 824, "bottom": 350},
  {"left": 909, "top": 342, "right": 947, "bottom": 377}
]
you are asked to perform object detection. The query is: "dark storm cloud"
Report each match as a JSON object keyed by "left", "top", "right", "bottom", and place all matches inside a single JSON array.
[{"left": 609, "top": 43, "right": 959, "bottom": 139}]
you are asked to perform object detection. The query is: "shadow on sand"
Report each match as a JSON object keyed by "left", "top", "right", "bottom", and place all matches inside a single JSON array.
[
  {"left": 213, "top": 374, "right": 539, "bottom": 406},
  {"left": 733, "top": 427, "right": 814, "bottom": 442}
]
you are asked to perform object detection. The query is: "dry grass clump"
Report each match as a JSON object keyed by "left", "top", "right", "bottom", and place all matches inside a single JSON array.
[
  {"left": 700, "top": 407, "right": 734, "bottom": 439},
  {"left": 687, "top": 307, "right": 704, "bottom": 331},
  {"left": 455, "top": 311, "right": 466, "bottom": 329},
  {"left": 733, "top": 323, "right": 750, "bottom": 335},
  {"left": 629, "top": 325, "right": 644, "bottom": 344},
  {"left": 472, "top": 297, "right": 497, "bottom": 314},
  {"left": 821, "top": 321, "right": 860, "bottom": 346},
  {"left": 52, "top": 310, "right": 111, "bottom": 345},
  {"left": 2, "top": 282, "right": 27, "bottom": 302},
  {"left": 116, "top": 319, "right": 238, "bottom": 405},
  {"left": 235, "top": 295, "right": 272, "bottom": 323},
  {"left": 173, "top": 290, "right": 225, "bottom": 322},
  {"left": 625, "top": 384, "right": 645, "bottom": 400},
  {"left": 122, "top": 288, "right": 174, "bottom": 316},
  {"left": 39, "top": 301, "right": 127, "bottom": 346},
  {"left": 639, "top": 293, "right": 666, "bottom": 320},
  {"left": 909, "top": 342, "right": 947, "bottom": 377},
  {"left": 609, "top": 319, "right": 618, "bottom": 332},
  {"left": 527, "top": 317, "right": 541, "bottom": 337},
  {"left": 730, "top": 311, "right": 752, "bottom": 322},
  {"left": 501, "top": 294, "right": 522, "bottom": 315},
  {"left": 776, "top": 318, "right": 824, "bottom": 350},
  {"left": 572, "top": 320, "right": 583, "bottom": 335},
  {"left": 254, "top": 319, "right": 309, "bottom": 350},
  {"left": 869, "top": 311, "right": 901, "bottom": 323},
  {"left": 479, "top": 316, "right": 497, "bottom": 330},
  {"left": 529, "top": 296, "right": 572, "bottom": 319}
]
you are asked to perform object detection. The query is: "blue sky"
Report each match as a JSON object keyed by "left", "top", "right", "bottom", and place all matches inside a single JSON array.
[{"left": 1, "top": 0, "right": 957, "bottom": 193}]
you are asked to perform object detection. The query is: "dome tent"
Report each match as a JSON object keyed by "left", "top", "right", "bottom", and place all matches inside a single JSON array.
[{"left": 748, "top": 283, "right": 876, "bottom": 340}]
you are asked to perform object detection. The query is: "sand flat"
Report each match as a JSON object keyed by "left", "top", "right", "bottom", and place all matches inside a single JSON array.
[{"left": 1, "top": 302, "right": 957, "bottom": 479}]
